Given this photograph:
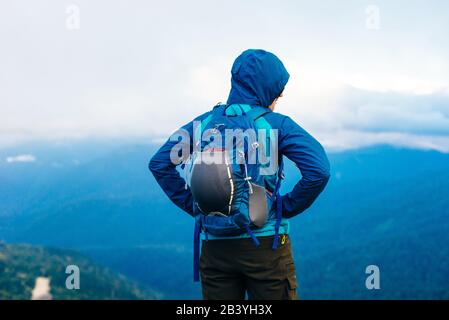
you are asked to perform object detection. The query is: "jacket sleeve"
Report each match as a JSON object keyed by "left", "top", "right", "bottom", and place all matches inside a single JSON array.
[
  {"left": 149, "top": 120, "right": 195, "bottom": 216},
  {"left": 279, "top": 116, "right": 330, "bottom": 218}
]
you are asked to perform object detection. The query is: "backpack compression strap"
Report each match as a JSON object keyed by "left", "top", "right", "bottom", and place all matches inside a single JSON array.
[
  {"left": 228, "top": 105, "right": 284, "bottom": 250},
  {"left": 246, "top": 105, "right": 272, "bottom": 122},
  {"left": 271, "top": 160, "right": 284, "bottom": 250},
  {"left": 193, "top": 216, "right": 201, "bottom": 282},
  {"left": 247, "top": 106, "right": 284, "bottom": 250}
]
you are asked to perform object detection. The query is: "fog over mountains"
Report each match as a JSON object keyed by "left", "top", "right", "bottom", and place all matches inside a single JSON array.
[{"left": 1, "top": 141, "right": 448, "bottom": 299}]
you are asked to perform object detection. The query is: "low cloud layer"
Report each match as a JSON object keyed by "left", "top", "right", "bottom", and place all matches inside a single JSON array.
[
  {"left": 337, "top": 88, "right": 449, "bottom": 136},
  {"left": 1, "top": 0, "right": 448, "bottom": 152},
  {"left": 6, "top": 154, "right": 36, "bottom": 163}
]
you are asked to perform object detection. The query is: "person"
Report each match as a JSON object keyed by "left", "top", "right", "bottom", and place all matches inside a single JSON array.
[{"left": 149, "top": 49, "right": 330, "bottom": 300}]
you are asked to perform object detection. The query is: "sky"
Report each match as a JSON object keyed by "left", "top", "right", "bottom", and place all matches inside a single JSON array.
[{"left": 1, "top": 0, "right": 449, "bottom": 152}]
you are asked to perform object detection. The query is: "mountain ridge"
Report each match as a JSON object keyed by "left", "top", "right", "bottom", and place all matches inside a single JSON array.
[
  {"left": 1, "top": 142, "right": 448, "bottom": 299},
  {"left": 0, "top": 242, "right": 161, "bottom": 300}
]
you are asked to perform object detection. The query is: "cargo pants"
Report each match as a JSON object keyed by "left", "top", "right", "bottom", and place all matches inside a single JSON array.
[{"left": 200, "top": 234, "right": 298, "bottom": 300}]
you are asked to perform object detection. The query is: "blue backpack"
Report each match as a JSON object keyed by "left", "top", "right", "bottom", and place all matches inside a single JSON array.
[{"left": 187, "top": 103, "right": 284, "bottom": 281}]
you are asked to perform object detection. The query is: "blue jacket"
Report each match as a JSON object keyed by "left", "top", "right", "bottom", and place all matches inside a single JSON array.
[{"left": 149, "top": 49, "right": 330, "bottom": 237}]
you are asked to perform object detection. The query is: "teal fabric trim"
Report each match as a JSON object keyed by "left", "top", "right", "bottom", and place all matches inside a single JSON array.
[
  {"left": 225, "top": 104, "right": 275, "bottom": 172},
  {"left": 225, "top": 104, "right": 252, "bottom": 116},
  {"left": 225, "top": 105, "right": 272, "bottom": 130},
  {"left": 254, "top": 116, "right": 271, "bottom": 131},
  {"left": 202, "top": 218, "right": 290, "bottom": 240},
  {"left": 239, "top": 104, "right": 251, "bottom": 112}
]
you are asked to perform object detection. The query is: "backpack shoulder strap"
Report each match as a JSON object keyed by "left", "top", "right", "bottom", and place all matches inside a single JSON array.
[
  {"left": 212, "top": 102, "right": 227, "bottom": 113},
  {"left": 246, "top": 106, "right": 271, "bottom": 122},
  {"left": 197, "top": 103, "right": 226, "bottom": 137},
  {"left": 246, "top": 106, "right": 273, "bottom": 132}
]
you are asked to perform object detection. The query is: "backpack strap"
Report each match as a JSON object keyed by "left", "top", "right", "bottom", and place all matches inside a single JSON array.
[
  {"left": 193, "top": 214, "right": 210, "bottom": 282},
  {"left": 193, "top": 217, "right": 201, "bottom": 282},
  {"left": 212, "top": 102, "right": 227, "bottom": 114},
  {"left": 271, "top": 159, "right": 284, "bottom": 250},
  {"left": 225, "top": 104, "right": 245, "bottom": 116},
  {"left": 193, "top": 103, "right": 226, "bottom": 152},
  {"left": 246, "top": 106, "right": 284, "bottom": 249},
  {"left": 234, "top": 105, "right": 282, "bottom": 248},
  {"left": 246, "top": 106, "right": 272, "bottom": 122}
]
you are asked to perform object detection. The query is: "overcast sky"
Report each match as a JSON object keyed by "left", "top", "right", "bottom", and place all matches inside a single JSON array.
[{"left": 1, "top": 0, "right": 449, "bottom": 151}]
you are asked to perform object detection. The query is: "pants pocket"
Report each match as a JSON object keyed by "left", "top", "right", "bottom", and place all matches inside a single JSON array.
[
  {"left": 283, "top": 261, "right": 298, "bottom": 300},
  {"left": 285, "top": 275, "right": 298, "bottom": 300}
]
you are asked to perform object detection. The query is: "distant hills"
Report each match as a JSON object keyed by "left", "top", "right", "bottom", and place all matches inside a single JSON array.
[
  {"left": 0, "top": 141, "right": 448, "bottom": 299},
  {"left": 0, "top": 242, "right": 159, "bottom": 300}
]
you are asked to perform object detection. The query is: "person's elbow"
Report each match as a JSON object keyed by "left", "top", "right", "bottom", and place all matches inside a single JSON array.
[
  {"left": 318, "top": 165, "right": 331, "bottom": 188},
  {"left": 148, "top": 154, "right": 163, "bottom": 177},
  {"left": 306, "top": 167, "right": 331, "bottom": 189},
  {"left": 316, "top": 155, "right": 331, "bottom": 185},
  {"left": 319, "top": 168, "right": 331, "bottom": 184}
]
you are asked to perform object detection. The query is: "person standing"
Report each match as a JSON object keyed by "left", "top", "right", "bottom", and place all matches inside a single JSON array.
[{"left": 150, "top": 49, "right": 330, "bottom": 300}]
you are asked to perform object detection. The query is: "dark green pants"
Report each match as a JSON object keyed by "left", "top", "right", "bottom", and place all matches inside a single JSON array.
[{"left": 200, "top": 234, "right": 298, "bottom": 300}]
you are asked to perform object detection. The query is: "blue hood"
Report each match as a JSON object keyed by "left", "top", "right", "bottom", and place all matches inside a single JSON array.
[{"left": 227, "top": 49, "right": 290, "bottom": 108}]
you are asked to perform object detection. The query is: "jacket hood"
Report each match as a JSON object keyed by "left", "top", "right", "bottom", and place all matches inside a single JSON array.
[{"left": 227, "top": 49, "right": 290, "bottom": 108}]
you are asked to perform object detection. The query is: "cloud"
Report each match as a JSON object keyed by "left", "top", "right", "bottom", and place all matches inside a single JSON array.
[
  {"left": 6, "top": 154, "right": 36, "bottom": 163},
  {"left": 1, "top": 0, "right": 449, "bottom": 153},
  {"left": 340, "top": 74, "right": 449, "bottom": 96},
  {"left": 319, "top": 130, "right": 449, "bottom": 153},
  {"left": 336, "top": 87, "right": 449, "bottom": 136},
  {"left": 281, "top": 86, "right": 449, "bottom": 153}
]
